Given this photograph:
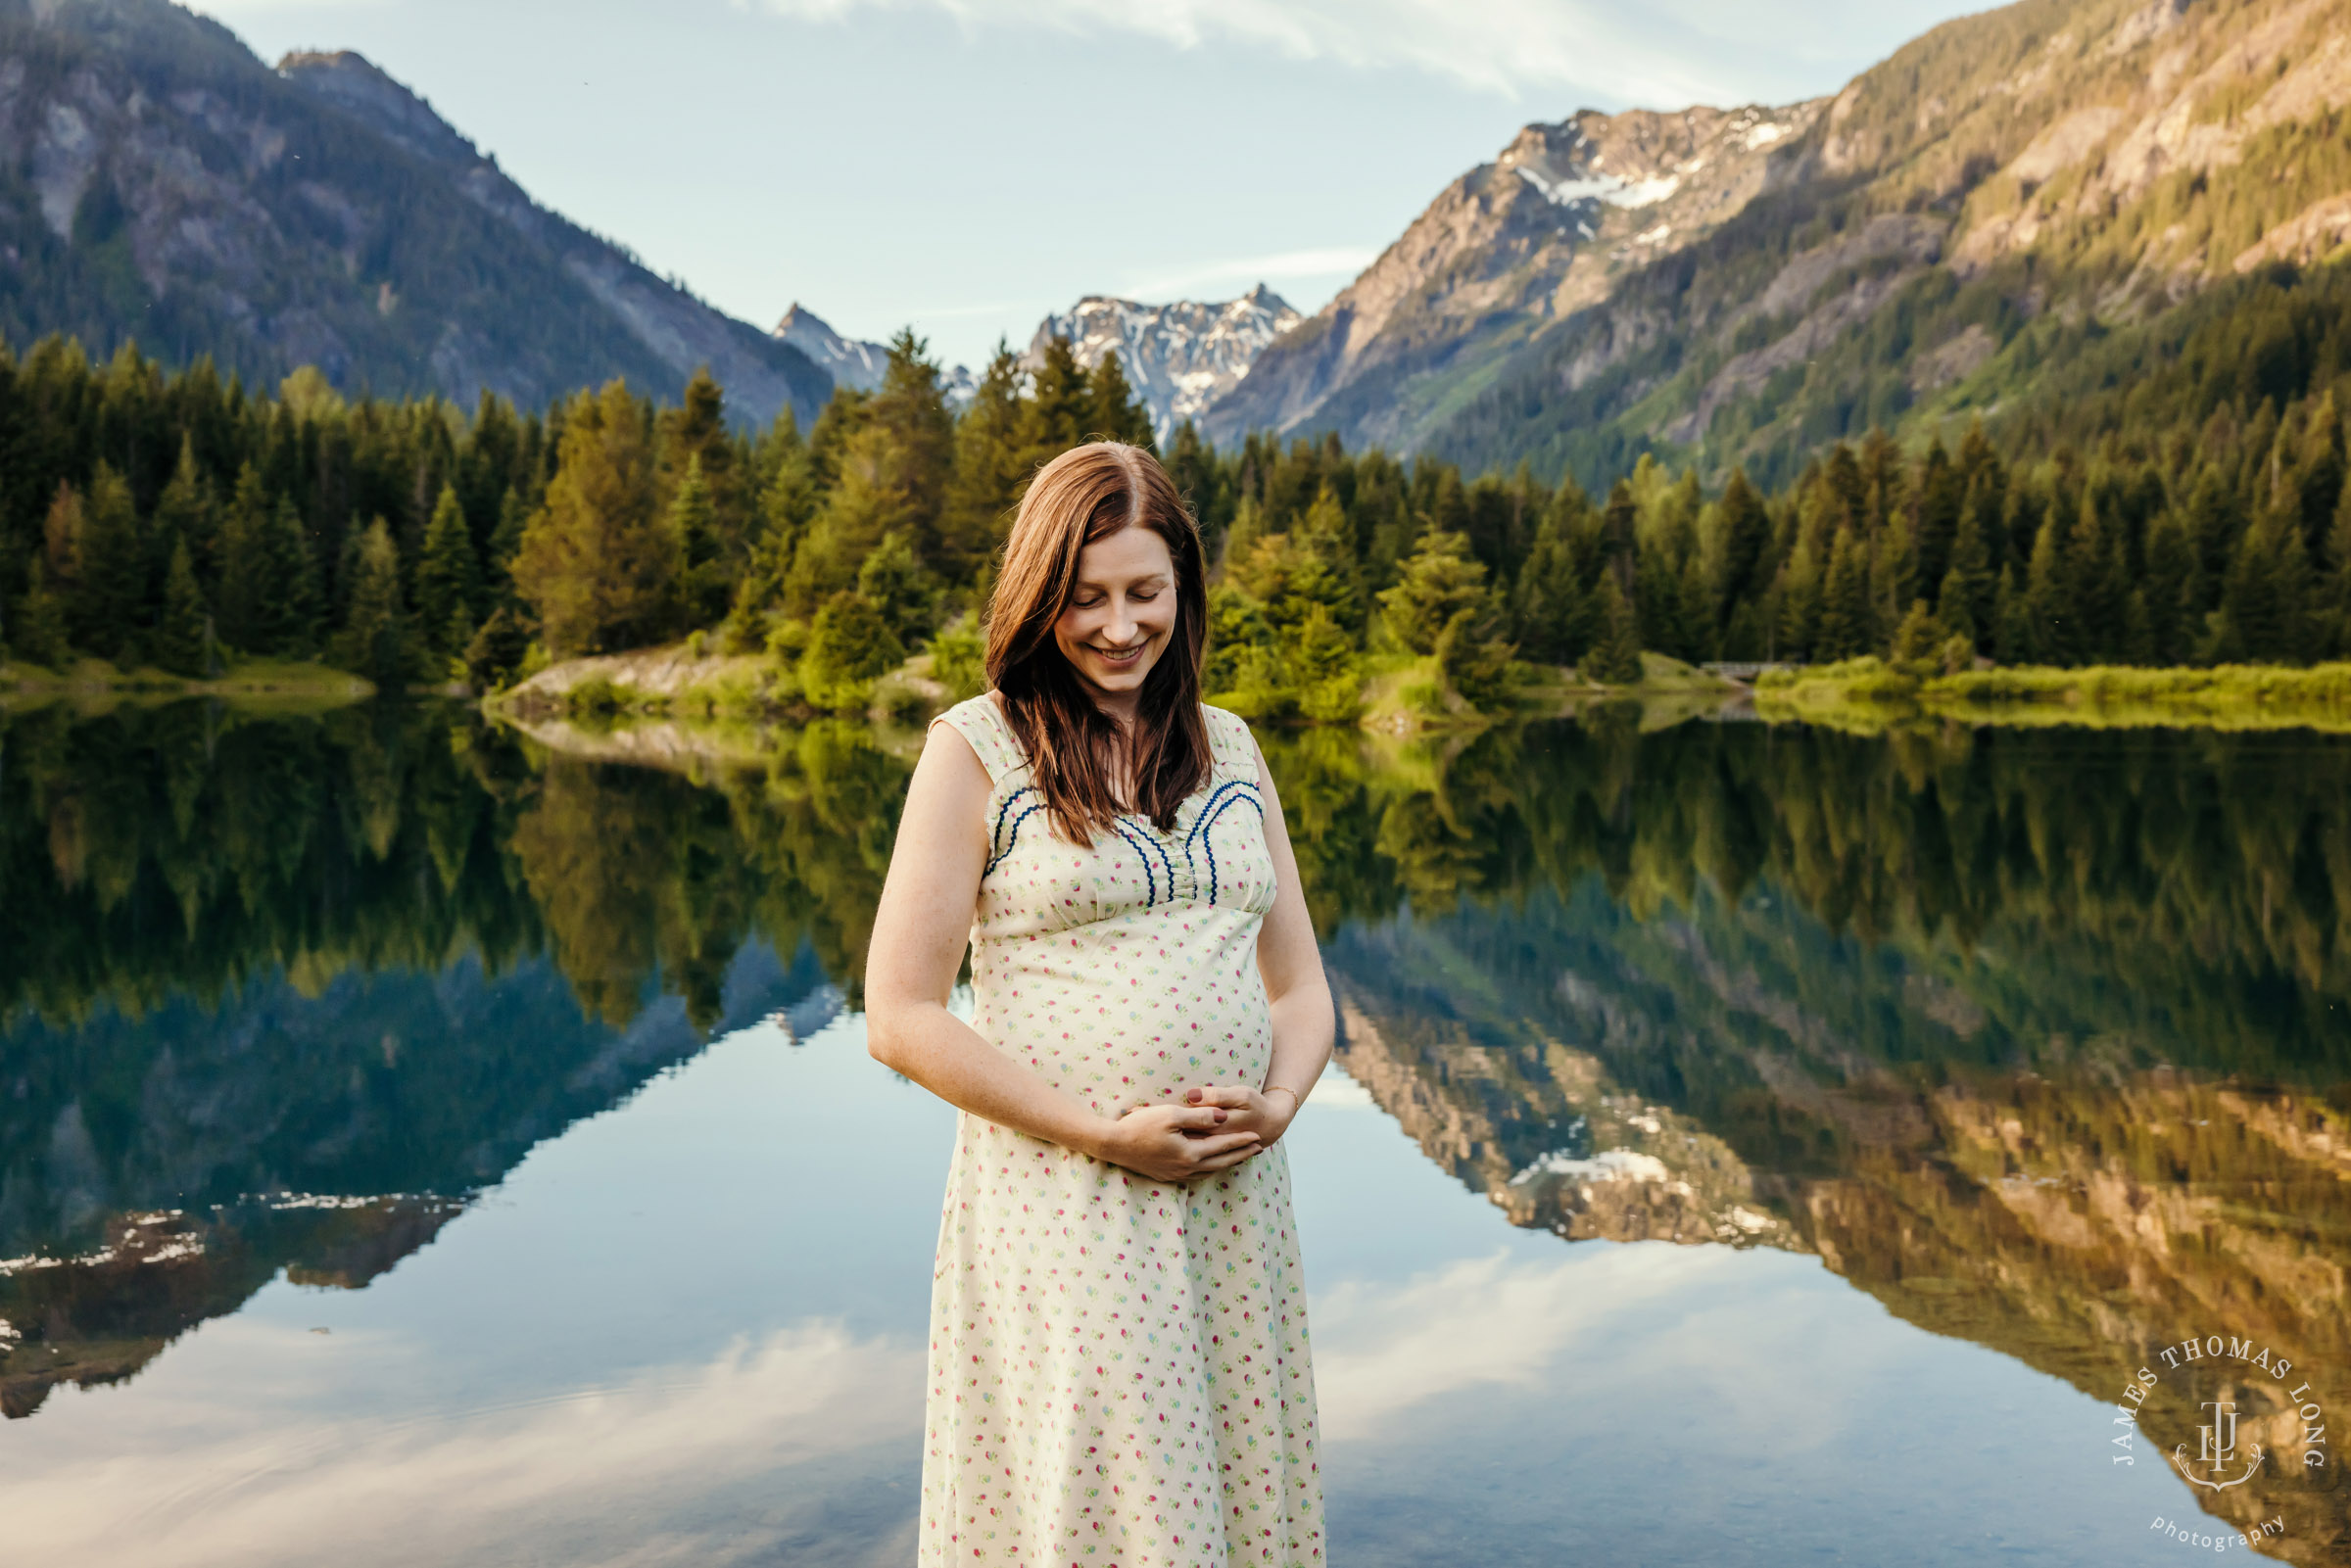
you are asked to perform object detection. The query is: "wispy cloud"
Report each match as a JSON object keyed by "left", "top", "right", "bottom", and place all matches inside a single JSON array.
[
  {"left": 1123, "top": 245, "right": 1380, "bottom": 301},
  {"left": 744, "top": 0, "right": 1746, "bottom": 105}
]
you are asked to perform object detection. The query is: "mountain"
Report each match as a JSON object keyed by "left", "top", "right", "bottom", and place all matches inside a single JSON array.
[
  {"left": 773, "top": 302, "right": 890, "bottom": 393},
  {"left": 1027, "top": 285, "right": 1301, "bottom": 444},
  {"left": 1201, "top": 105, "right": 1821, "bottom": 453},
  {"left": 1212, "top": 0, "right": 2351, "bottom": 492},
  {"left": 0, "top": 0, "right": 829, "bottom": 423},
  {"left": 772, "top": 301, "right": 979, "bottom": 405}
]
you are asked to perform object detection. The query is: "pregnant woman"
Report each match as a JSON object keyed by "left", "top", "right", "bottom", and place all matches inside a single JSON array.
[{"left": 866, "top": 440, "right": 1330, "bottom": 1567}]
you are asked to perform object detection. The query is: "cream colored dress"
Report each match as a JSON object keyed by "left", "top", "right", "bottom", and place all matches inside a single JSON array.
[{"left": 918, "top": 695, "right": 1324, "bottom": 1567}]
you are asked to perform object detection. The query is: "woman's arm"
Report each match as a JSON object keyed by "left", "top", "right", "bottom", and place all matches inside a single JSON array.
[
  {"left": 865, "top": 721, "right": 1266, "bottom": 1184},
  {"left": 1187, "top": 737, "right": 1334, "bottom": 1144}
]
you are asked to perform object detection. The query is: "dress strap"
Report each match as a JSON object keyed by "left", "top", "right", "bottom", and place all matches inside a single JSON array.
[{"left": 932, "top": 693, "right": 1028, "bottom": 786}]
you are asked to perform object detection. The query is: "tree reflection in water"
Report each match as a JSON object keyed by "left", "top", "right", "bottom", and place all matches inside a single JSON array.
[{"left": 1, "top": 699, "right": 2345, "bottom": 1554}]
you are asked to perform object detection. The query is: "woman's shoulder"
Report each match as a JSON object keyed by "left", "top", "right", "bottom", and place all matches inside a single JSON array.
[
  {"left": 931, "top": 692, "right": 1026, "bottom": 784},
  {"left": 1198, "top": 702, "right": 1261, "bottom": 772}
]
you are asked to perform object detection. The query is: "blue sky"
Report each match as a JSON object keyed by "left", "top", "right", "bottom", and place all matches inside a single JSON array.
[{"left": 195, "top": 0, "right": 1994, "bottom": 369}]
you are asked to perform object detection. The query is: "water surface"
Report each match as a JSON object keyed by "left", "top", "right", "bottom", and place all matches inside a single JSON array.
[{"left": 2, "top": 701, "right": 2344, "bottom": 1564}]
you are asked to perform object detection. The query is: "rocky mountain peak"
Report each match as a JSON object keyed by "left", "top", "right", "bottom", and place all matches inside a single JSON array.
[
  {"left": 275, "top": 50, "right": 477, "bottom": 170},
  {"left": 773, "top": 302, "right": 889, "bottom": 393},
  {"left": 1201, "top": 97, "right": 1820, "bottom": 450},
  {"left": 1025, "top": 287, "right": 1302, "bottom": 443}
]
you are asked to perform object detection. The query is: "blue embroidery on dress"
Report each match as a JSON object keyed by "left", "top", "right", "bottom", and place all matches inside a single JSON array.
[
  {"left": 1193, "top": 787, "right": 1266, "bottom": 904},
  {"left": 985, "top": 787, "right": 1045, "bottom": 875},
  {"left": 1109, "top": 819, "right": 1165, "bottom": 907},
  {"left": 982, "top": 772, "right": 1262, "bottom": 906},
  {"left": 1180, "top": 780, "right": 1262, "bottom": 893}
]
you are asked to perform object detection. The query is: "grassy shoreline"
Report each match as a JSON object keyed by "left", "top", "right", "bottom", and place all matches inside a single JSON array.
[{"left": 1753, "top": 658, "right": 2351, "bottom": 733}]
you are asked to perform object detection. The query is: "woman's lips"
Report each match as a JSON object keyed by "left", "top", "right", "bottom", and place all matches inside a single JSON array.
[{"left": 1091, "top": 642, "right": 1147, "bottom": 667}]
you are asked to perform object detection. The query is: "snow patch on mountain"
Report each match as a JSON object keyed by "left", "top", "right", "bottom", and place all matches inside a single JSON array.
[
  {"left": 772, "top": 305, "right": 977, "bottom": 406},
  {"left": 1023, "top": 285, "right": 1302, "bottom": 443}
]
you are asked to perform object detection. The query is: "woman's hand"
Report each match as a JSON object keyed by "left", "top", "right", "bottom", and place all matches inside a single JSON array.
[
  {"left": 1093, "top": 1103, "right": 1264, "bottom": 1183},
  {"left": 1184, "top": 1083, "right": 1299, "bottom": 1147}
]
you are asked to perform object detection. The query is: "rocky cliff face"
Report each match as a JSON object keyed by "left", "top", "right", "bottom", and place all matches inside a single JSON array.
[
  {"left": 1028, "top": 285, "right": 1302, "bottom": 444},
  {"left": 1210, "top": 0, "right": 2351, "bottom": 490},
  {"left": 1201, "top": 103, "right": 1821, "bottom": 451},
  {"left": 0, "top": 1, "right": 829, "bottom": 422}
]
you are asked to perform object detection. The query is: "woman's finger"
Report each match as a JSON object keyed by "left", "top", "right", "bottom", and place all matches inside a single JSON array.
[
  {"left": 1191, "top": 1143, "right": 1265, "bottom": 1172},
  {"left": 1185, "top": 1085, "right": 1253, "bottom": 1110},
  {"left": 1182, "top": 1131, "right": 1262, "bottom": 1162},
  {"left": 1173, "top": 1105, "right": 1227, "bottom": 1131}
]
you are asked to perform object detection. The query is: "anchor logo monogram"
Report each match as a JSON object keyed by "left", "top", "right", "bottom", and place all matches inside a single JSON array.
[{"left": 2174, "top": 1398, "right": 2265, "bottom": 1492}]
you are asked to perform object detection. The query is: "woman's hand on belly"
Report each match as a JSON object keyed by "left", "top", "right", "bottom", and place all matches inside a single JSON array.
[
  {"left": 1095, "top": 1103, "right": 1264, "bottom": 1183},
  {"left": 1185, "top": 1083, "right": 1298, "bottom": 1147}
]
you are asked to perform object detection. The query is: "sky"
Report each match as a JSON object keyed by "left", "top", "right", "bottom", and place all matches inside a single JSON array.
[{"left": 191, "top": 0, "right": 1995, "bottom": 370}]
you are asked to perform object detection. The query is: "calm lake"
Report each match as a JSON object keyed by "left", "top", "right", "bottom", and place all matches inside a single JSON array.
[{"left": 3, "top": 699, "right": 2346, "bottom": 1566}]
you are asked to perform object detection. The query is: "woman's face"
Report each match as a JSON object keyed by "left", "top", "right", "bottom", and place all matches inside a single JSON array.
[{"left": 1053, "top": 524, "right": 1177, "bottom": 706}]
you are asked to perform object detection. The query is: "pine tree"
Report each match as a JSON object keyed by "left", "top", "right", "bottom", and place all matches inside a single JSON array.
[
  {"left": 76, "top": 462, "right": 148, "bottom": 665},
  {"left": 2024, "top": 512, "right": 2069, "bottom": 665},
  {"left": 1912, "top": 438, "right": 1962, "bottom": 594},
  {"left": 1711, "top": 467, "right": 1772, "bottom": 624},
  {"left": 799, "top": 590, "right": 904, "bottom": 711},
  {"left": 510, "top": 381, "right": 670, "bottom": 656},
  {"left": 1814, "top": 527, "right": 1871, "bottom": 659},
  {"left": 1085, "top": 350, "right": 1155, "bottom": 451},
  {"left": 217, "top": 470, "right": 319, "bottom": 657},
  {"left": 154, "top": 434, "right": 216, "bottom": 585},
  {"left": 1936, "top": 496, "right": 1995, "bottom": 649},
  {"left": 1378, "top": 530, "right": 1490, "bottom": 655},
  {"left": 154, "top": 538, "right": 212, "bottom": 678},
  {"left": 1891, "top": 599, "right": 1945, "bottom": 670},
  {"left": 11, "top": 555, "right": 71, "bottom": 668},
  {"left": 666, "top": 456, "right": 727, "bottom": 631},
  {"left": 415, "top": 483, "right": 483, "bottom": 661},
  {"left": 2142, "top": 512, "right": 2197, "bottom": 662},
  {"left": 1581, "top": 572, "right": 1642, "bottom": 685},
  {"left": 1511, "top": 509, "right": 1595, "bottom": 664},
  {"left": 856, "top": 529, "right": 939, "bottom": 647},
  {"left": 331, "top": 518, "right": 417, "bottom": 687}
]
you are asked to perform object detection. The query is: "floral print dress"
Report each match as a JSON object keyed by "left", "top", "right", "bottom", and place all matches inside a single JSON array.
[{"left": 917, "top": 694, "right": 1324, "bottom": 1568}]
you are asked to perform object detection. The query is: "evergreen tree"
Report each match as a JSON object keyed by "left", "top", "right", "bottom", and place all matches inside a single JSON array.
[
  {"left": 154, "top": 538, "right": 212, "bottom": 678},
  {"left": 666, "top": 456, "right": 728, "bottom": 631},
  {"left": 154, "top": 434, "right": 217, "bottom": 585},
  {"left": 511, "top": 382, "right": 670, "bottom": 656},
  {"left": 1085, "top": 351, "right": 1156, "bottom": 451},
  {"left": 856, "top": 529, "right": 940, "bottom": 648},
  {"left": 76, "top": 462, "right": 148, "bottom": 665},
  {"left": 800, "top": 590, "right": 904, "bottom": 711},
  {"left": 1378, "top": 530, "right": 1489, "bottom": 655},
  {"left": 1710, "top": 467, "right": 1772, "bottom": 625},
  {"left": 1936, "top": 497, "right": 1995, "bottom": 649},
  {"left": 11, "top": 555, "right": 71, "bottom": 668},
  {"left": 331, "top": 518, "right": 417, "bottom": 687},
  {"left": 1814, "top": 527, "right": 1871, "bottom": 659},
  {"left": 1891, "top": 599, "right": 1945, "bottom": 670},
  {"left": 2023, "top": 512, "right": 2069, "bottom": 665},
  {"left": 217, "top": 470, "right": 319, "bottom": 657},
  {"left": 415, "top": 484, "right": 483, "bottom": 662},
  {"left": 1582, "top": 572, "right": 1642, "bottom": 685}
]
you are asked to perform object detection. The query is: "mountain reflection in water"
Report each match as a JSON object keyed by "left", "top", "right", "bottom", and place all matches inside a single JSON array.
[{"left": 1, "top": 699, "right": 2345, "bottom": 1562}]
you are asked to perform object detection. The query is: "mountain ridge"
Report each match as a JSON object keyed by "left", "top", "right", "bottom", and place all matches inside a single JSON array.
[
  {"left": 1210, "top": 0, "right": 2351, "bottom": 493},
  {"left": 0, "top": 0, "right": 830, "bottom": 422}
]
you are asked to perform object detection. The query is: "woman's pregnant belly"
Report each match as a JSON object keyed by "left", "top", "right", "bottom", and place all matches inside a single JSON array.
[{"left": 971, "top": 916, "right": 1270, "bottom": 1117}]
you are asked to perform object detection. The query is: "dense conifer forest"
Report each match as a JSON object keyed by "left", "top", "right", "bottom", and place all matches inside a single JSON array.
[{"left": 5, "top": 261, "right": 2351, "bottom": 719}]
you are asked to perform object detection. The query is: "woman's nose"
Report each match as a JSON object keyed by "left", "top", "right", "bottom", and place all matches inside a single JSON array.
[{"left": 1106, "top": 599, "right": 1137, "bottom": 641}]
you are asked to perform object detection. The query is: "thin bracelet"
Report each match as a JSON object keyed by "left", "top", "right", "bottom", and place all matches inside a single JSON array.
[{"left": 1263, "top": 1085, "right": 1300, "bottom": 1111}]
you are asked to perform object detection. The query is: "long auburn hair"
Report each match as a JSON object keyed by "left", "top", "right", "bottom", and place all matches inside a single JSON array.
[{"left": 984, "top": 441, "right": 1210, "bottom": 841}]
